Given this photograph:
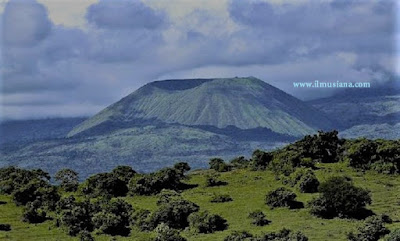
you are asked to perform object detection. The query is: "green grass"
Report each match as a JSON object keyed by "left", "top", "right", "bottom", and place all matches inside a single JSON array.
[{"left": 1, "top": 162, "right": 400, "bottom": 241}]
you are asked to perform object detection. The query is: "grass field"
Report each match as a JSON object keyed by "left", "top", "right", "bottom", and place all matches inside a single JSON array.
[{"left": 1, "top": 162, "right": 400, "bottom": 241}]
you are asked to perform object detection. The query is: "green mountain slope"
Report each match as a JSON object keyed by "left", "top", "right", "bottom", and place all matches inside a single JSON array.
[{"left": 68, "top": 77, "right": 334, "bottom": 137}]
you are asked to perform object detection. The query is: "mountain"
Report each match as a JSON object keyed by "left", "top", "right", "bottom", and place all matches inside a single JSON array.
[
  {"left": 68, "top": 77, "right": 334, "bottom": 137},
  {"left": 1, "top": 77, "right": 336, "bottom": 178},
  {"left": 0, "top": 118, "right": 87, "bottom": 145},
  {"left": 308, "top": 81, "right": 400, "bottom": 139}
]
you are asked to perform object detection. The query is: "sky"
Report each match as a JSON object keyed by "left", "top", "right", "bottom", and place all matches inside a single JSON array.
[{"left": 0, "top": 0, "right": 398, "bottom": 120}]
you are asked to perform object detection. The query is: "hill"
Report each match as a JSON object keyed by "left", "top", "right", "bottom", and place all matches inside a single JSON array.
[{"left": 68, "top": 77, "right": 334, "bottom": 137}]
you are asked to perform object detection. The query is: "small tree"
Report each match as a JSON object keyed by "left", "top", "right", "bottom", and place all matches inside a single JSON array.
[
  {"left": 111, "top": 165, "right": 136, "bottom": 183},
  {"left": 248, "top": 210, "right": 269, "bottom": 226},
  {"left": 224, "top": 231, "right": 254, "bottom": 241},
  {"left": 55, "top": 169, "right": 79, "bottom": 192},
  {"left": 308, "top": 176, "right": 371, "bottom": 218},
  {"left": 22, "top": 201, "right": 47, "bottom": 224},
  {"left": 347, "top": 215, "right": 390, "bottom": 241},
  {"left": 259, "top": 228, "right": 308, "bottom": 241},
  {"left": 188, "top": 211, "right": 228, "bottom": 233},
  {"left": 251, "top": 150, "right": 273, "bottom": 170},
  {"left": 154, "top": 223, "right": 187, "bottom": 241},
  {"left": 265, "top": 187, "right": 299, "bottom": 209},
  {"left": 174, "top": 162, "right": 191, "bottom": 177},
  {"left": 209, "top": 158, "right": 229, "bottom": 172}
]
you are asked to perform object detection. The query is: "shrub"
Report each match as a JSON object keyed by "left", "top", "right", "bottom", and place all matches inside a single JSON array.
[
  {"left": 308, "top": 176, "right": 371, "bottom": 218},
  {"left": 251, "top": 150, "right": 273, "bottom": 170},
  {"left": 154, "top": 223, "right": 187, "bottom": 241},
  {"left": 111, "top": 166, "right": 137, "bottom": 184},
  {"left": 22, "top": 201, "right": 47, "bottom": 223},
  {"left": 386, "top": 229, "right": 400, "bottom": 241},
  {"left": 55, "top": 168, "right": 79, "bottom": 192},
  {"left": 224, "top": 231, "right": 254, "bottom": 241},
  {"left": 230, "top": 156, "right": 250, "bottom": 169},
  {"left": 58, "top": 199, "right": 94, "bottom": 236},
  {"left": 148, "top": 198, "right": 199, "bottom": 230},
  {"left": 92, "top": 198, "right": 133, "bottom": 236},
  {"left": 188, "top": 211, "right": 228, "bottom": 233},
  {"left": 0, "top": 167, "right": 50, "bottom": 194},
  {"left": 0, "top": 224, "right": 11, "bottom": 231},
  {"left": 258, "top": 228, "right": 308, "bottom": 241},
  {"left": 174, "top": 162, "right": 191, "bottom": 177},
  {"left": 129, "top": 168, "right": 184, "bottom": 195},
  {"left": 298, "top": 172, "right": 319, "bottom": 193},
  {"left": 156, "top": 189, "right": 182, "bottom": 205},
  {"left": 79, "top": 230, "right": 95, "bottom": 241},
  {"left": 205, "top": 173, "right": 227, "bottom": 187},
  {"left": 209, "top": 158, "right": 230, "bottom": 172},
  {"left": 347, "top": 215, "right": 390, "bottom": 241},
  {"left": 83, "top": 173, "right": 128, "bottom": 197},
  {"left": 248, "top": 210, "right": 269, "bottom": 226},
  {"left": 265, "top": 187, "right": 300, "bottom": 209},
  {"left": 210, "top": 194, "right": 233, "bottom": 203}
]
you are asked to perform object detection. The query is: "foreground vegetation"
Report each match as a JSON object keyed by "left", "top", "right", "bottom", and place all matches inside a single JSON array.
[{"left": 1, "top": 131, "right": 400, "bottom": 240}]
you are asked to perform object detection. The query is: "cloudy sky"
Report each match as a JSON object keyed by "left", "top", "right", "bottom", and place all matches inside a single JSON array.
[{"left": 0, "top": 0, "right": 398, "bottom": 120}]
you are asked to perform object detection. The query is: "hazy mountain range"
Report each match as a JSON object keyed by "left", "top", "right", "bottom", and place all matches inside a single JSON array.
[{"left": 0, "top": 77, "right": 399, "bottom": 178}]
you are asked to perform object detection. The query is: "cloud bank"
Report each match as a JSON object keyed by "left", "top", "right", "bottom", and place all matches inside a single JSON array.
[{"left": 1, "top": 0, "right": 397, "bottom": 120}]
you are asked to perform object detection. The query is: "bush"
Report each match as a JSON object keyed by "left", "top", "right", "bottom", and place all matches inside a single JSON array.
[
  {"left": 210, "top": 194, "right": 233, "bottom": 203},
  {"left": 265, "top": 187, "right": 300, "bottom": 209},
  {"left": 298, "top": 172, "right": 319, "bottom": 193},
  {"left": 154, "top": 223, "right": 187, "bottom": 241},
  {"left": 230, "top": 156, "right": 250, "bottom": 169},
  {"left": 22, "top": 201, "right": 47, "bottom": 223},
  {"left": 309, "top": 176, "right": 371, "bottom": 218},
  {"left": 174, "top": 162, "right": 191, "bottom": 177},
  {"left": 0, "top": 167, "right": 50, "bottom": 194},
  {"left": 258, "top": 228, "right": 308, "bottom": 241},
  {"left": 55, "top": 168, "right": 79, "bottom": 192},
  {"left": 148, "top": 198, "right": 199, "bottom": 230},
  {"left": 205, "top": 173, "right": 227, "bottom": 187},
  {"left": 188, "top": 211, "right": 228, "bottom": 233},
  {"left": 83, "top": 173, "right": 128, "bottom": 197},
  {"left": 0, "top": 224, "right": 11, "bottom": 231},
  {"left": 79, "top": 230, "right": 95, "bottom": 241},
  {"left": 92, "top": 198, "right": 133, "bottom": 236},
  {"left": 251, "top": 150, "right": 273, "bottom": 170},
  {"left": 248, "top": 210, "right": 269, "bottom": 226},
  {"left": 224, "top": 231, "right": 254, "bottom": 241},
  {"left": 209, "top": 158, "right": 230, "bottom": 172},
  {"left": 111, "top": 166, "right": 137, "bottom": 184},
  {"left": 386, "top": 229, "right": 400, "bottom": 241},
  {"left": 347, "top": 215, "right": 390, "bottom": 241},
  {"left": 58, "top": 199, "right": 94, "bottom": 236},
  {"left": 129, "top": 168, "right": 184, "bottom": 195}
]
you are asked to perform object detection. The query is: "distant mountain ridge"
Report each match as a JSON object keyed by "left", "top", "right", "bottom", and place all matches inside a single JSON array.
[{"left": 68, "top": 77, "right": 334, "bottom": 137}]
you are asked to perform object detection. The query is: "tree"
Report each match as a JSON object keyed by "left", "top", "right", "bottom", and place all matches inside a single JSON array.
[
  {"left": 224, "top": 231, "right": 254, "bottom": 241},
  {"left": 58, "top": 199, "right": 94, "bottom": 236},
  {"left": 83, "top": 173, "right": 128, "bottom": 197},
  {"left": 258, "top": 228, "right": 308, "bottom": 241},
  {"left": 111, "top": 166, "right": 136, "bottom": 183},
  {"left": 209, "top": 158, "right": 230, "bottom": 172},
  {"left": 188, "top": 211, "right": 228, "bottom": 233},
  {"left": 78, "top": 230, "right": 95, "bottom": 241},
  {"left": 265, "top": 187, "right": 300, "bottom": 209},
  {"left": 154, "top": 223, "right": 187, "bottom": 241},
  {"left": 55, "top": 169, "right": 79, "bottom": 192},
  {"left": 251, "top": 150, "right": 273, "bottom": 170},
  {"left": 309, "top": 176, "right": 371, "bottom": 218},
  {"left": 347, "top": 215, "right": 390, "bottom": 241},
  {"left": 22, "top": 201, "right": 47, "bottom": 223},
  {"left": 210, "top": 194, "right": 233, "bottom": 203},
  {"left": 174, "top": 162, "right": 191, "bottom": 177},
  {"left": 248, "top": 210, "right": 269, "bottom": 226},
  {"left": 92, "top": 198, "right": 133, "bottom": 236}
]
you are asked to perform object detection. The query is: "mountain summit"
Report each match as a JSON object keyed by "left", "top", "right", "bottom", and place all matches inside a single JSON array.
[{"left": 68, "top": 77, "right": 334, "bottom": 137}]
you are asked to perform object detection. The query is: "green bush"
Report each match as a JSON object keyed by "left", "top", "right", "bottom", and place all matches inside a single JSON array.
[
  {"left": 154, "top": 223, "right": 187, "bottom": 241},
  {"left": 248, "top": 210, "right": 269, "bottom": 226},
  {"left": 386, "top": 229, "right": 400, "bottom": 241},
  {"left": 82, "top": 173, "right": 128, "bottom": 197},
  {"left": 188, "top": 211, "right": 228, "bottom": 233},
  {"left": 0, "top": 167, "right": 50, "bottom": 194},
  {"left": 258, "top": 228, "right": 308, "bottom": 241},
  {"left": 230, "top": 156, "right": 250, "bottom": 169},
  {"left": 55, "top": 168, "right": 79, "bottom": 192},
  {"left": 250, "top": 150, "right": 273, "bottom": 170},
  {"left": 148, "top": 198, "right": 199, "bottom": 230},
  {"left": 209, "top": 158, "right": 230, "bottom": 172},
  {"left": 92, "top": 198, "right": 133, "bottom": 236},
  {"left": 22, "top": 201, "right": 47, "bottom": 223},
  {"left": 111, "top": 165, "right": 137, "bottom": 184},
  {"left": 174, "top": 162, "right": 191, "bottom": 177},
  {"left": 265, "top": 187, "right": 300, "bottom": 209},
  {"left": 78, "top": 230, "right": 95, "bottom": 241},
  {"left": 210, "top": 194, "right": 233, "bottom": 203},
  {"left": 347, "top": 215, "right": 390, "bottom": 241},
  {"left": 205, "top": 173, "right": 227, "bottom": 187},
  {"left": 224, "top": 231, "right": 254, "bottom": 241},
  {"left": 287, "top": 168, "right": 319, "bottom": 193},
  {"left": 58, "top": 199, "right": 94, "bottom": 236},
  {"left": 308, "top": 176, "right": 371, "bottom": 218}
]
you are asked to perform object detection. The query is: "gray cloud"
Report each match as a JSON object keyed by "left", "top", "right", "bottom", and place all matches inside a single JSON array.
[{"left": 86, "top": 0, "right": 167, "bottom": 29}]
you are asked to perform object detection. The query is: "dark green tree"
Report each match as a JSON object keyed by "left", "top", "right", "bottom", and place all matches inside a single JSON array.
[{"left": 55, "top": 169, "right": 79, "bottom": 192}]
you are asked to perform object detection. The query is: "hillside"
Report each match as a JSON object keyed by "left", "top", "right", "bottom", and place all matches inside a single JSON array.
[
  {"left": 68, "top": 77, "right": 334, "bottom": 137},
  {"left": 1, "top": 132, "right": 400, "bottom": 241}
]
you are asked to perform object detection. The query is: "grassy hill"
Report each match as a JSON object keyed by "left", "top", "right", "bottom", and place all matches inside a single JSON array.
[
  {"left": 1, "top": 132, "right": 400, "bottom": 241},
  {"left": 1, "top": 163, "right": 400, "bottom": 241}
]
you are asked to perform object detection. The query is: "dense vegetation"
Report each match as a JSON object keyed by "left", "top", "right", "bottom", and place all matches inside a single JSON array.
[{"left": 1, "top": 131, "right": 400, "bottom": 240}]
